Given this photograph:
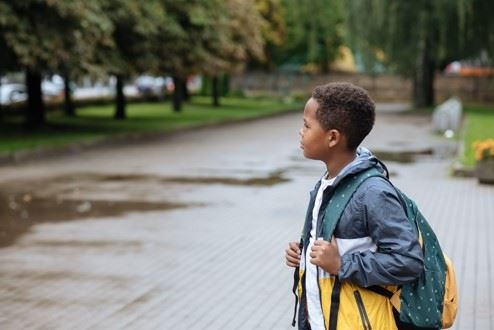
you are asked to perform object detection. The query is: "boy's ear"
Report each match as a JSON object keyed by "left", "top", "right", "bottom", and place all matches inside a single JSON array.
[{"left": 327, "top": 129, "right": 341, "bottom": 148}]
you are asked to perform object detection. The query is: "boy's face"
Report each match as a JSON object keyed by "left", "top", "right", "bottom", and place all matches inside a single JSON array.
[{"left": 299, "top": 98, "right": 330, "bottom": 161}]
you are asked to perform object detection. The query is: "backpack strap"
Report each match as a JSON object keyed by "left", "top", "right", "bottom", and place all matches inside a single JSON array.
[
  {"left": 321, "top": 167, "right": 383, "bottom": 330},
  {"left": 320, "top": 167, "right": 383, "bottom": 240}
]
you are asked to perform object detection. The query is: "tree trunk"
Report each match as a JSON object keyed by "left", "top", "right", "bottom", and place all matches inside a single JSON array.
[
  {"left": 413, "top": 43, "right": 435, "bottom": 107},
  {"left": 320, "top": 50, "right": 330, "bottom": 73},
  {"left": 413, "top": 37, "right": 435, "bottom": 108},
  {"left": 172, "top": 76, "right": 183, "bottom": 112},
  {"left": 200, "top": 76, "right": 211, "bottom": 96},
  {"left": 63, "top": 73, "right": 75, "bottom": 117},
  {"left": 0, "top": 77, "right": 3, "bottom": 122},
  {"left": 25, "top": 68, "right": 45, "bottom": 127},
  {"left": 413, "top": 65, "right": 435, "bottom": 108},
  {"left": 212, "top": 76, "right": 220, "bottom": 107},
  {"left": 182, "top": 78, "right": 189, "bottom": 101},
  {"left": 221, "top": 75, "right": 230, "bottom": 96},
  {"left": 114, "top": 74, "right": 126, "bottom": 120}
]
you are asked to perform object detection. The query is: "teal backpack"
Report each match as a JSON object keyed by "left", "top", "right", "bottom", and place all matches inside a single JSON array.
[{"left": 319, "top": 166, "right": 458, "bottom": 329}]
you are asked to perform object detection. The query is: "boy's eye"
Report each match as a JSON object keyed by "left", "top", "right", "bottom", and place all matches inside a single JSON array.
[{"left": 304, "top": 123, "right": 309, "bottom": 128}]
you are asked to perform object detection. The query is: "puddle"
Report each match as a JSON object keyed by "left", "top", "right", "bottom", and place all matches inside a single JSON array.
[
  {"left": 0, "top": 171, "right": 289, "bottom": 247},
  {"left": 0, "top": 269, "right": 129, "bottom": 283},
  {"left": 291, "top": 149, "right": 430, "bottom": 165},
  {"left": 373, "top": 149, "right": 433, "bottom": 163},
  {"left": 26, "top": 240, "right": 144, "bottom": 249},
  {"left": 161, "top": 174, "right": 289, "bottom": 186},
  {"left": 99, "top": 171, "right": 290, "bottom": 187},
  {"left": 0, "top": 191, "right": 186, "bottom": 248}
]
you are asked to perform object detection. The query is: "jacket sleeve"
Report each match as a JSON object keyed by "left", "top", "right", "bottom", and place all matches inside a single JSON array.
[{"left": 337, "top": 178, "right": 424, "bottom": 287}]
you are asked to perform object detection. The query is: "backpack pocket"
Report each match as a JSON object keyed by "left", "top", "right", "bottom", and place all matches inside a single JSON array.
[{"left": 441, "top": 255, "right": 458, "bottom": 328}]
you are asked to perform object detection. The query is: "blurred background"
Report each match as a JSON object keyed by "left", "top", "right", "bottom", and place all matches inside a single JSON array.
[
  {"left": 1, "top": 0, "right": 493, "bottom": 129},
  {"left": 1, "top": 0, "right": 494, "bottom": 329}
]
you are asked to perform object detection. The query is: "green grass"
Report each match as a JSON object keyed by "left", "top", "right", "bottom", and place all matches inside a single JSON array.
[
  {"left": 461, "top": 104, "right": 494, "bottom": 167},
  {"left": 0, "top": 96, "right": 302, "bottom": 155}
]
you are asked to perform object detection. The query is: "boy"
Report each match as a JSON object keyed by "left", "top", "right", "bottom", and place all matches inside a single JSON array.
[{"left": 285, "top": 82, "right": 424, "bottom": 330}]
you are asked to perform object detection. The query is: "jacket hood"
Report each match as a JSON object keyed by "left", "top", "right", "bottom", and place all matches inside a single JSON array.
[{"left": 327, "top": 147, "right": 386, "bottom": 187}]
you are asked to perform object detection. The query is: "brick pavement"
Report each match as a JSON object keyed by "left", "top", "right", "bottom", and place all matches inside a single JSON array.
[{"left": 0, "top": 108, "right": 492, "bottom": 329}]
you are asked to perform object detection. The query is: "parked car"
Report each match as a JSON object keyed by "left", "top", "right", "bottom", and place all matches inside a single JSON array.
[
  {"left": 0, "top": 83, "right": 27, "bottom": 105},
  {"left": 42, "top": 78, "right": 64, "bottom": 100},
  {"left": 135, "top": 75, "right": 173, "bottom": 97},
  {"left": 444, "top": 61, "right": 494, "bottom": 77}
]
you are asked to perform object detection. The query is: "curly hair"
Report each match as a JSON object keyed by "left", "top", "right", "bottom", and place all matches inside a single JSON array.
[{"left": 312, "top": 82, "right": 375, "bottom": 150}]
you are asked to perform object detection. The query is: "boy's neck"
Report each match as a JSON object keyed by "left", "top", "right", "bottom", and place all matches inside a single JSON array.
[{"left": 325, "top": 150, "right": 357, "bottom": 179}]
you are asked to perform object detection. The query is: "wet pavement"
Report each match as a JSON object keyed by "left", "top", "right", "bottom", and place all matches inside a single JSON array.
[
  {"left": 0, "top": 172, "right": 288, "bottom": 247},
  {"left": 0, "top": 107, "right": 493, "bottom": 329}
]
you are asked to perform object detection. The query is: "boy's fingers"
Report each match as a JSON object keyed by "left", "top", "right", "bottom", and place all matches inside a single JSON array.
[
  {"left": 314, "top": 240, "right": 329, "bottom": 247},
  {"left": 285, "top": 241, "right": 302, "bottom": 267},
  {"left": 286, "top": 248, "right": 300, "bottom": 259},
  {"left": 311, "top": 244, "right": 325, "bottom": 253},
  {"left": 286, "top": 253, "right": 300, "bottom": 267},
  {"left": 309, "top": 250, "right": 319, "bottom": 258},
  {"left": 288, "top": 241, "right": 301, "bottom": 253},
  {"left": 309, "top": 257, "right": 320, "bottom": 266},
  {"left": 286, "top": 261, "right": 299, "bottom": 267},
  {"left": 286, "top": 254, "right": 300, "bottom": 263}
]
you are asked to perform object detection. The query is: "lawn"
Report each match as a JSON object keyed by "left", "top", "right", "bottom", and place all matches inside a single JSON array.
[
  {"left": 461, "top": 104, "right": 494, "bottom": 167},
  {"left": 0, "top": 96, "right": 302, "bottom": 155}
]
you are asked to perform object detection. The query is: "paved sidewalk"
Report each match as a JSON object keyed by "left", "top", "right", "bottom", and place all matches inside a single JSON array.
[{"left": 0, "top": 108, "right": 492, "bottom": 329}]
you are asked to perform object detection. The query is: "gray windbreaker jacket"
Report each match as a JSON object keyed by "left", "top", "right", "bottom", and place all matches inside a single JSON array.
[{"left": 296, "top": 147, "right": 424, "bottom": 329}]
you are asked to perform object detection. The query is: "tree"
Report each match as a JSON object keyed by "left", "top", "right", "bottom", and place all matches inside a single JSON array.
[
  {"left": 207, "top": 0, "right": 265, "bottom": 106},
  {"left": 0, "top": 29, "right": 20, "bottom": 121},
  {"left": 0, "top": 0, "right": 113, "bottom": 126},
  {"left": 155, "top": 0, "right": 214, "bottom": 111},
  {"left": 53, "top": 2, "right": 114, "bottom": 118},
  {"left": 98, "top": 0, "right": 163, "bottom": 120},
  {"left": 253, "top": 0, "right": 287, "bottom": 70},
  {"left": 269, "top": 0, "right": 344, "bottom": 72},
  {"left": 155, "top": 0, "right": 261, "bottom": 110},
  {"left": 345, "top": 0, "right": 494, "bottom": 107}
]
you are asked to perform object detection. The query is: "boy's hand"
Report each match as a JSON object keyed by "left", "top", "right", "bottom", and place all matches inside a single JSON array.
[
  {"left": 310, "top": 237, "right": 341, "bottom": 275},
  {"left": 285, "top": 241, "right": 301, "bottom": 267}
]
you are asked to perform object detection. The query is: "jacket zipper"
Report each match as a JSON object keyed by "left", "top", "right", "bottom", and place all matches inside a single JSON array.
[{"left": 354, "top": 290, "right": 372, "bottom": 330}]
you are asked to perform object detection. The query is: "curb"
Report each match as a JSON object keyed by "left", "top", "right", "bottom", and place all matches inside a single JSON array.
[
  {"left": 450, "top": 116, "right": 476, "bottom": 178},
  {"left": 451, "top": 162, "right": 475, "bottom": 178}
]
